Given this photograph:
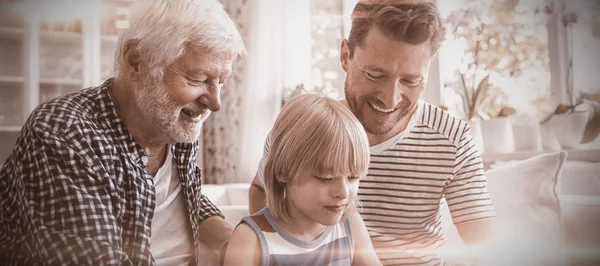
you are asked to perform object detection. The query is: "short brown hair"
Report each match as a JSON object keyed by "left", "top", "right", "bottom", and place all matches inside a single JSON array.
[
  {"left": 347, "top": 0, "right": 445, "bottom": 58},
  {"left": 264, "top": 94, "right": 370, "bottom": 222}
]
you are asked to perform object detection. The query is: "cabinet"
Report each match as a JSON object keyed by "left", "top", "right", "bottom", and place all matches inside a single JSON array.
[{"left": 0, "top": 0, "right": 135, "bottom": 163}]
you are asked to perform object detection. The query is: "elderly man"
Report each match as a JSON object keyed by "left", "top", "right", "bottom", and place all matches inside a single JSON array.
[
  {"left": 0, "top": 0, "right": 245, "bottom": 265},
  {"left": 248, "top": 1, "right": 496, "bottom": 265}
]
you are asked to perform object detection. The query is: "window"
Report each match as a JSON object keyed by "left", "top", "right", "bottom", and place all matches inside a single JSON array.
[
  {"left": 566, "top": 0, "right": 600, "bottom": 100},
  {"left": 438, "top": 0, "right": 600, "bottom": 121},
  {"left": 439, "top": 0, "right": 551, "bottom": 121},
  {"left": 308, "top": 0, "right": 345, "bottom": 100},
  {"left": 283, "top": 0, "right": 357, "bottom": 102},
  {"left": 283, "top": 0, "right": 599, "bottom": 125}
]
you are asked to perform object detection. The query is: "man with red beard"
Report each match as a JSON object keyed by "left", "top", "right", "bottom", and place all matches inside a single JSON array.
[
  {"left": 0, "top": 0, "right": 245, "bottom": 265},
  {"left": 249, "top": 1, "right": 496, "bottom": 265}
]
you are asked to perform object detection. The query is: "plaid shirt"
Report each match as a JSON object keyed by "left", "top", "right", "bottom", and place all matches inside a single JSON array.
[{"left": 0, "top": 79, "right": 223, "bottom": 265}]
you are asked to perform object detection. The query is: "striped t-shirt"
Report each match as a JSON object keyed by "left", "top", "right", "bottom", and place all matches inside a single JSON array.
[
  {"left": 256, "top": 100, "right": 496, "bottom": 266},
  {"left": 240, "top": 208, "right": 355, "bottom": 266}
]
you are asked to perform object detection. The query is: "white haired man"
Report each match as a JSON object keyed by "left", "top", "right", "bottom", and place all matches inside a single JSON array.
[{"left": 0, "top": 0, "right": 245, "bottom": 265}]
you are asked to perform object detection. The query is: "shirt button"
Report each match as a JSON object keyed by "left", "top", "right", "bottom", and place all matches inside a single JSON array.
[{"left": 141, "top": 155, "right": 148, "bottom": 164}]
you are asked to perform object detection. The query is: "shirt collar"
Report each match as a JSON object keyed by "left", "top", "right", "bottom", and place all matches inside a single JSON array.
[{"left": 96, "top": 78, "right": 148, "bottom": 167}]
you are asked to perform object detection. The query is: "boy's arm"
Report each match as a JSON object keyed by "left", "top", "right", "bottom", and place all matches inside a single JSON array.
[
  {"left": 222, "top": 223, "right": 262, "bottom": 266},
  {"left": 350, "top": 211, "right": 382, "bottom": 266}
]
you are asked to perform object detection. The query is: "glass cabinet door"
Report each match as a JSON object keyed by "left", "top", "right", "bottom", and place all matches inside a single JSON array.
[
  {"left": 0, "top": 6, "right": 25, "bottom": 132},
  {"left": 38, "top": 17, "right": 84, "bottom": 103},
  {"left": 0, "top": 3, "right": 24, "bottom": 162},
  {"left": 101, "top": 0, "right": 135, "bottom": 82}
]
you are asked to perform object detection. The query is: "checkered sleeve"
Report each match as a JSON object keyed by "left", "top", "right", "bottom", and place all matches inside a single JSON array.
[
  {"left": 198, "top": 193, "right": 225, "bottom": 221},
  {"left": 0, "top": 125, "right": 133, "bottom": 265}
]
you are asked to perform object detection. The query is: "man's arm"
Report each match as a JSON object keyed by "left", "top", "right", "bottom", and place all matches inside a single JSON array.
[
  {"left": 445, "top": 124, "right": 496, "bottom": 245},
  {"left": 249, "top": 174, "right": 267, "bottom": 214},
  {"left": 349, "top": 211, "right": 382, "bottom": 266},
  {"left": 455, "top": 220, "right": 493, "bottom": 245},
  {"left": 197, "top": 185, "right": 232, "bottom": 250},
  {"left": 197, "top": 216, "right": 233, "bottom": 250},
  {"left": 248, "top": 132, "right": 272, "bottom": 214},
  {"left": 0, "top": 128, "right": 132, "bottom": 265}
]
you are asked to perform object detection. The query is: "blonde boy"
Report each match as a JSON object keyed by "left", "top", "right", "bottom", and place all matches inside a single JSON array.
[{"left": 223, "top": 94, "right": 381, "bottom": 266}]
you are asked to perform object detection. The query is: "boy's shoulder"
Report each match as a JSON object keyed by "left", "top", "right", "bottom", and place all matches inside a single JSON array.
[
  {"left": 243, "top": 209, "right": 276, "bottom": 233},
  {"left": 224, "top": 221, "right": 262, "bottom": 265}
]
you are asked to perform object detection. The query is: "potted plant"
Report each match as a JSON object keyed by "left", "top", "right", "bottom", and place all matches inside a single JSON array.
[
  {"left": 540, "top": 3, "right": 600, "bottom": 149},
  {"left": 443, "top": 0, "right": 546, "bottom": 153}
]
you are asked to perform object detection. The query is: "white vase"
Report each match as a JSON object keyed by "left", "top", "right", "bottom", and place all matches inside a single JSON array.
[
  {"left": 468, "top": 120, "right": 485, "bottom": 154},
  {"left": 511, "top": 117, "right": 542, "bottom": 152},
  {"left": 540, "top": 122, "right": 562, "bottom": 151},
  {"left": 543, "top": 111, "right": 590, "bottom": 149},
  {"left": 480, "top": 117, "right": 515, "bottom": 154}
]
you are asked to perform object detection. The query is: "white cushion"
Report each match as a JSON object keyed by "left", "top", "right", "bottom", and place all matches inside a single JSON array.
[
  {"left": 202, "top": 184, "right": 230, "bottom": 206},
  {"left": 561, "top": 161, "right": 600, "bottom": 196},
  {"left": 223, "top": 183, "right": 251, "bottom": 205},
  {"left": 444, "top": 151, "right": 568, "bottom": 265},
  {"left": 561, "top": 194, "right": 600, "bottom": 264},
  {"left": 202, "top": 184, "right": 251, "bottom": 227}
]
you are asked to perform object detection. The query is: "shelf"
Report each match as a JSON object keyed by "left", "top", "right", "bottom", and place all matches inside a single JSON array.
[
  {"left": 0, "top": 126, "right": 21, "bottom": 132},
  {"left": 40, "top": 30, "right": 82, "bottom": 46},
  {"left": 561, "top": 195, "right": 600, "bottom": 206},
  {"left": 102, "top": 35, "right": 118, "bottom": 44},
  {"left": 40, "top": 78, "right": 82, "bottom": 86},
  {"left": 0, "top": 26, "right": 24, "bottom": 40},
  {"left": 39, "top": 30, "right": 120, "bottom": 47},
  {"left": 0, "top": 76, "right": 25, "bottom": 84},
  {"left": 0, "top": 26, "right": 117, "bottom": 46},
  {"left": 483, "top": 148, "right": 600, "bottom": 164},
  {"left": 0, "top": 76, "right": 81, "bottom": 86}
]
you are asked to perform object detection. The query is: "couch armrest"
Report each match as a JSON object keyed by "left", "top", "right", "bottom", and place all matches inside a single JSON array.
[
  {"left": 202, "top": 184, "right": 230, "bottom": 206},
  {"left": 219, "top": 205, "right": 249, "bottom": 227},
  {"left": 223, "top": 183, "right": 251, "bottom": 206}
]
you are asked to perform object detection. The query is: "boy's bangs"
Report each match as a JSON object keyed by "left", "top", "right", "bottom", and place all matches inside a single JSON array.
[{"left": 309, "top": 125, "right": 369, "bottom": 179}]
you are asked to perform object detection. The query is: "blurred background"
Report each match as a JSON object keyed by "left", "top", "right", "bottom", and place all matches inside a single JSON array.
[
  {"left": 0, "top": 0, "right": 598, "bottom": 182},
  {"left": 0, "top": 1, "right": 599, "bottom": 264}
]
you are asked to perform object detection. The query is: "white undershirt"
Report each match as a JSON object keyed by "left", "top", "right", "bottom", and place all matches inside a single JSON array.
[
  {"left": 150, "top": 147, "right": 194, "bottom": 266},
  {"left": 369, "top": 99, "right": 424, "bottom": 154}
]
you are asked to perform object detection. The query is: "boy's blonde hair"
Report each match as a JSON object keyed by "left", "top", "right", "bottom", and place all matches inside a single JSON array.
[{"left": 264, "top": 94, "right": 370, "bottom": 221}]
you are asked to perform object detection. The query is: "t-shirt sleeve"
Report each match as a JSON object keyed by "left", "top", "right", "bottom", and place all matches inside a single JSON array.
[
  {"left": 255, "top": 131, "right": 273, "bottom": 189},
  {"left": 444, "top": 125, "right": 497, "bottom": 225}
]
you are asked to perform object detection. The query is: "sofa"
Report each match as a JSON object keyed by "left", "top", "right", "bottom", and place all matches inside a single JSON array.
[{"left": 202, "top": 151, "right": 600, "bottom": 265}]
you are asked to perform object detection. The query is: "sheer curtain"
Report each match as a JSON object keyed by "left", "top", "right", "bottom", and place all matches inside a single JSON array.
[
  {"left": 236, "top": 0, "right": 313, "bottom": 183},
  {"left": 207, "top": 0, "right": 354, "bottom": 183}
]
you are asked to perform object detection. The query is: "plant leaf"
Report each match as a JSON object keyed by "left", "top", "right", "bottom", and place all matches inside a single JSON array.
[
  {"left": 584, "top": 93, "right": 600, "bottom": 102},
  {"left": 582, "top": 101, "right": 600, "bottom": 144},
  {"left": 473, "top": 75, "right": 490, "bottom": 106},
  {"left": 458, "top": 72, "right": 472, "bottom": 119},
  {"left": 554, "top": 104, "right": 572, "bottom": 115},
  {"left": 497, "top": 106, "right": 516, "bottom": 117},
  {"left": 470, "top": 75, "right": 490, "bottom": 119}
]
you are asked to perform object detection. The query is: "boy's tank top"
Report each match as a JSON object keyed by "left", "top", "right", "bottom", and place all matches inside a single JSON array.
[{"left": 241, "top": 208, "right": 355, "bottom": 266}]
